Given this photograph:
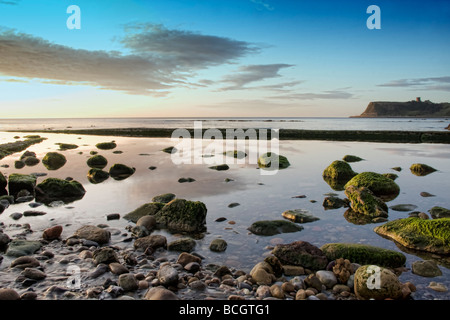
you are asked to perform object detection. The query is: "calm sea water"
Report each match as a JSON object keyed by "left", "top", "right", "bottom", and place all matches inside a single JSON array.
[{"left": 0, "top": 117, "right": 449, "bottom": 131}]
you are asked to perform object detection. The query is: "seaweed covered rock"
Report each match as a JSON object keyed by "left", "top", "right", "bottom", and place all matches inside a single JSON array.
[
  {"left": 154, "top": 199, "right": 207, "bottom": 233},
  {"left": 374, "top": 217, "right": 450, "bottom": 255},
  {"left": 96, "top": 142, "right": 117, "bottom": 150},
  {"left": 42, "top": 152, "right": 67, "bottom": 170},
  {"left": 320, "top": 243, "right": 406, "bottom": 268},
  {"left": 35, "top": 178, "right": 86, "bottom": 203},
  {"left": 258, "top": 152, "right": 290, "bottom": 170},
  {"left": 428, "top": 206, "right": 450, "bottom": 219},
  {"left": 272, "top": 240, "right": 328, "bottom": 270},
  {"left": 410, "top": 163, "right": 437, "bottom": 176},
  {"left": 248, "top": 220, "right": 303, "bottom": 236},
  {"left": 109, "top": 164, "right": 135, "bottom": 180},
  {"left": 342, "top": 155, "right": 364, "bottom": 163},
  {"left": 344, "top": 172, "right": 400, "bottom": 201},
  {"left": 123, "top": 202, "right": 165, "bottom": 223},
  {"left": 87, "top": 168, "right": 110, "bottom": 184},
  {"left": 354, "top": 265, "right": 403, "bottom": 300},
  {"left": 344, "top": 185, "right": 388, "bottom": 220},
  {"left": 322, "top": 160, "right": 357, "bottom": 191},
  {"left": 152, "top": 193, "right": 176, "bottom": 204},
  {"left": 87, "top": 155, "right": 108, "bottom": 169},
  {"left": 8, "top": 173, "right": 37, "bottom": 197},
  {"left": 0, "top": 172, "right": 7, "bottom": 190}
]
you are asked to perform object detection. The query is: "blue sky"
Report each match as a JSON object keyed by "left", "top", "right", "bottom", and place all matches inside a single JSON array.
[{"left": 0, "top": 0, "right": 449, "bottom": 118}]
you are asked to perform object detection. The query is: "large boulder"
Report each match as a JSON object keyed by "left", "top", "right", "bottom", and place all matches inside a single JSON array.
[
  {"left": 154, "top": 199, "right": 207, "bottom": 233},
  {"left": 320, "top": 243, "right": 406, "bottom": 268},
  {"left": 272, "top": 240, "right": 328, "bottom": 270},
  {"left": 344, "top": 185, "right": 388, "bottom": 220},
  {"left": 374, "top": 217, "right": 450, "bottom": 255},
  {"left": 42, "top": 152, "right": 67, "bottom": 170},
  {"left": 323, "top": 160, "right": 357, "bottom": 186},
  {"left": 354, "top": 265, "right": 403, "bottom": 300},
  {"left": 248, "top": 220, "right": 303, "bottom": 236},
  {"left": 8, "top": 173, "right": 36, "bottom": 198},
  {"left": 344, "top": 172, "right": 400, "bottom": 201},
  {"left": 35, "top": 178, "right": 85, "bottom": 203}
]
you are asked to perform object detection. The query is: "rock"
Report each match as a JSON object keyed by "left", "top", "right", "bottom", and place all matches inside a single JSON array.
[
  {"left": 123, "top": 202, "right": 165, "bottom": 223},
  {"left": 411, "top": 260, "right": 442, "bottom": 277},
  {"left": 178, "top": 177, "right": 196, "bottom": 183},
  {"left": 354, "top": 265, "right": 403, "bottom": 300},
  {"left": 109, "top": 262, "right": 129, "bottom": 275},
  {"left": 374, "top": 217, "right": 450, "bottom": 255},
  {"left": 9, "top": 212, "right": 22, "bottom": 220},
  {"left": 427, "top": 281, "right": 448, "bottom": 292},
  {"left": 410, "top": 163, "right": 437, "bottom": 176},
  {"left": 14, "top": 160, "right": 25, "bottom": 169},
  {"left": 157, "top": 264, "right": 179, "bottom": 287},
  {"left": 162, "top": 146, "right": 177, "bottom": 154},
  {"left": 322, "top": 196, "right": 348, "bottom": 210},
  {"left": 136, "top": 215, "right": 157, "bottom": 231},
  {"left": 316, "top": 270, "right": 337, "bottom": 289},
  {"left": 0, "top": 172, "right": 6, "bottom": 189},
  {"left": 6, "top": 240, "right": 42, "bottom": 257},
  {"left": 322, "top": 160, "right": 357, "bottom": 190},
  {"left": 134, "top": 234, "right": 167, "bottom": 252},
  {"left": 86, "top": 155, "right": 108, "bottom": 169},
  {"left": 332, "top": 258, "right": 353, "bottom": 284},
  {"left": 152, "top": 193, "right": 176, "bottom": 204},
  {"left": 42, "top": 152, "right": 67, "bottom": 170},
  {"left": 228, "top": 202, "right": 240, "bottom": 208},
  {"left": 21, "top": 267, "right": 46, "bottom": 280},
  {"left": 304, "top": 273, "right": 323, "bottom": 291},
  {"left": 345, "top": 185, "right": 388, "bottom": 219},
  {"left": 154, "top": 199, "right": 207, "bottom": 233},
  {"left": 0, "top": 288, "right": 20, "bottom": 300},
  {"left": 420, "top": 191, "right": 435, "bottom": 197},
  {"left": 209, "top": 238, "right": 228, "bottom": 252},
  {"left": 428, "top": 206, "right": 450, "bottom": 219},
  {"left": 295, "top": 289, "right": 307, "bottom": 300},
  {"left": 72, "top": 225, "right": 110, "bottom": 245},
  {"left": 320, "top": 243, "right": 406, "bottom": 268},
  {"left": 258, "top": 152, "right": 290, "bottom": 170},
  {"left": 342, "top": 155, "right": 364, "bottom": 162},
  {"left": 109, "top": 164, "right": 135, "bottom": 180},
  {"left": 23, "top": 210, "right": 46, "bottom": 217},
  {"left": 390, "top": 204, "right": 418, "bottom": 212},
  {"left": 43, "top": 225, "right": 63, "bottom": 240},
  {"left": 106, "top": 213, "right": 120, "bottom": 220},
  {"left": 23, "top": 156, "right": 40, "bottom": 166},
  {"left": 248, "top": 220, "right": 303, "bottom": 236},
  {"left": 144, "top": 287, "right": 179, "bottom": 300},
  {"left": 176, "top": 252, "right": 201, "bottom": 267},
  {"left": 269, "top": 284, "right": 285, "bottom": 299},
  {"left": 256, "top": 285, "right": 272, "bottom": 299},
  {"left": 281, "top": 209, "right": 319, "bottom": 223},
  {"left": 87, "top": 168, "right": 109, "bottom": 184},
  {"left": 250, "top": 262, "right": 276, "bottom": 285},
  {"left": 35, "top": 178, "right": 86, "bottom": 203},
  {"left": 282, "top": 265, "right": 305, "bottom": 276},
  {"left": 10, "top": 256, "right": 40, "bottom": 269},
  {"left": 8, "top": 173, "right": 37, "bottom": 198},
  {"left": 96, "top": 142, "right": 117, "bottom": 150},
  {"left": 118, "top": 273, "right": 139, "bottom": 291},
  {"left": 345, "top": 172, "right": 400, "bottom": 201},
  {"left": 272, "top": 241, "right": 328, "bottom": 270},
  {"left": 208, "top": 164, "right": 229, "bottom": 171},
  {"left": 56, "top": 143, "right": 78, "bottom": 151},
  {"left": 184, "top": 262, "right": 201, "bottom": 273},
  {"left": 223, "top": 150, "right": 247, "bottom": 159},
  {"left": 0, "top": 232, "right": 10, "bottom": 250},
  {"left": 168, "top": 238, "right": 196, "bottom": 252},
  {"left": 93, "top": 247, "right": 119, "bottom": 265}
]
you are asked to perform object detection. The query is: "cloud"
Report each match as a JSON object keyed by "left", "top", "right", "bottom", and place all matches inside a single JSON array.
[
  {"left": 269, "top": 90, "right": 354, "bottom": 100},
  {"left": 250, "top": 0, "right": 274, "bottom": 11},
  {"left": 0, "top": 25, "right": 260, "bottom": 96},
  {"left": 218, "top": 64, "right": 295, "bottom": 91},
  {"left": 0, "top": 0, "right": 20, "bottom": 5},
  {"left": 377, "top": 76, "right": 450, "bottom": 91}
]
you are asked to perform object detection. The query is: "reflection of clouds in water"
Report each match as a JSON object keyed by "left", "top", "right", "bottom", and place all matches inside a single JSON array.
[{"left": 376, "top": 146, "right": 450, "bottom": 159}]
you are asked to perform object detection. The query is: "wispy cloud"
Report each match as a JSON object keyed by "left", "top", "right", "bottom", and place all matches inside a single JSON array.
[
  {"left": 377, "top": 76, "right": 450, "bottom": 91},
  {"left": 0, "top": 24, "right": 261, "bottom": 96},
  {"left": 269, "top": 90, "right": 354, "bottom": 100},
  {"left": 250, "top": 0, "right": 274, "bottom": 11},
  {"left": 218, "top": 64, "right": 295, "bottom": 91}
]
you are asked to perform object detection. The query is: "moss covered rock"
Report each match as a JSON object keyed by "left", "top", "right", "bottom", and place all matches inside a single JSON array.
[
  {"left": 320, "top": 243, "right": 406, "bottom": 268},
  {"left": 0, "top": 172, "right": 6, "bottom": 190},
  {"left": 410, "top": 163, "right": 437, "bottom": 176},
  {"left": 374, "top": 217, "right": 450, "bottom": 255},
  {"left": 152, "top": 193, "right": 176, "bottom": 204},
  {"left": 248, "top": 220, "right": 303, "bottom": 236},
  {"left": 8, "top": 173, "right": 37, "bottom": 197},
  {"left": 154, "top": 199, "right": 207, "bottom": 233},
  {"left": 344, "top": 172, "right": 400, "bottom": 201},
  {"left": 123, "top": 202, "right": 165, "bottom": 223},
  {"left": 281, "top": 209, "right": 319, "bottom": 223},
  {"left": 258, "top": 152, "right": 290, "bottom": 170},
  {"left": 428, "top": 206, "right": 450, "bottom": 219},
  {"left": 87, "top": 168, "right": 110, "bottom": 184},
  {"left": 354, "top": 265, "right": 403, "bottom": 300},
  {"left": 56, "top": 143, "right": 78, "bottom": 151},
  {"left": 96, "top": 142, "right": 117, "bottom": 150},
  {"left": 42, "top": 152, "right": 67, "bottom": 170},
  {"left": 109, "top": 163, "right": 135, "bottom": 180},
  {"left": 322, "top": 160, "right": 357, "bottom": 191},
  {"left": 342, "top": 155, "right": 364, "bottom": 163},
  {"left": 36, "top": 177, "right": 86, "bottom": 203},
  {"left": 345, "top": 185, "right": 388, "bottom": 219},
  {"left": 87, "top": 155, "right": 108, "bottom": 169}
]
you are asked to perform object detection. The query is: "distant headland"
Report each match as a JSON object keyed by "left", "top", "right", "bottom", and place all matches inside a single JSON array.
[{"left": 352, "top": 98, "right": 450, "bottom": 118}]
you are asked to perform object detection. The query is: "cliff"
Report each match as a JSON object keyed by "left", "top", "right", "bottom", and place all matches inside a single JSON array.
[{"left": 354, "top": 100, "right": 450, "bottom": 118}]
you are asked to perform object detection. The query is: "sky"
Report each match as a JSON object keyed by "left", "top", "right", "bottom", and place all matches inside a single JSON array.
[{"left": 0, "top": 0, "right": 449, "bottom": 118}]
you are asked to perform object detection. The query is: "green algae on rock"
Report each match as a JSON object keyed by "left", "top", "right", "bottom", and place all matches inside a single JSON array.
[
  {"left": 257, "top": 152, "right": 290, "bottom": 170},
  {"left": 281, "top": 209, "right": 319, "bottom": 223},
  {"left": 8, "top": 173, "right": 37, "bottom": 197},
  {"left": 322, "top": 160, "right": 357, "bottom": 191},
  {"left": 410, "top": 163, "right": 437, "bottom": 176},
  {"left": 342, "top": 155, "right": 364, "bottom": 163},
  {"left": 344, "top": 171, "right": 400, "bottom": 201},
  {"left": 154, "top": 199, "right": 207, "bottom": 233},
  {"left": 56, "top": 143, "right": 78, "bottom": 151},
  {"left": 35, "top": 177, "right": 86, "bottom": 203},
  {"left": 248, "top": 220, "right": 303, "bottom": 236},
  {"left": 86, "top": 154, "right": 108, "bottom": 169},
  {"left": 320, "top": 243, "right": 406, "bottom": 268},
  {"left": 428, "top": 206, "right": 450, "bottom": 219},
  {"left": 123, "top": 202, "right": 165, "bottom": 223},
  {"left": 42, "top": 152, "right": 67, "bottom": 170},
  {"left": 345, "top": 185, "right": 388, "bottom": 219},
  {"left": 109, "top": 163, "right": 135, "bottom": 180},
  {"left": 96, "top": 141, "right": 117, "bottom": 150},
  {"left": 87, "top": 168, "right": 110, "bottom": 184},
  {"left": 374, "top": 217, "right": 450, "bottom": 255}
]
